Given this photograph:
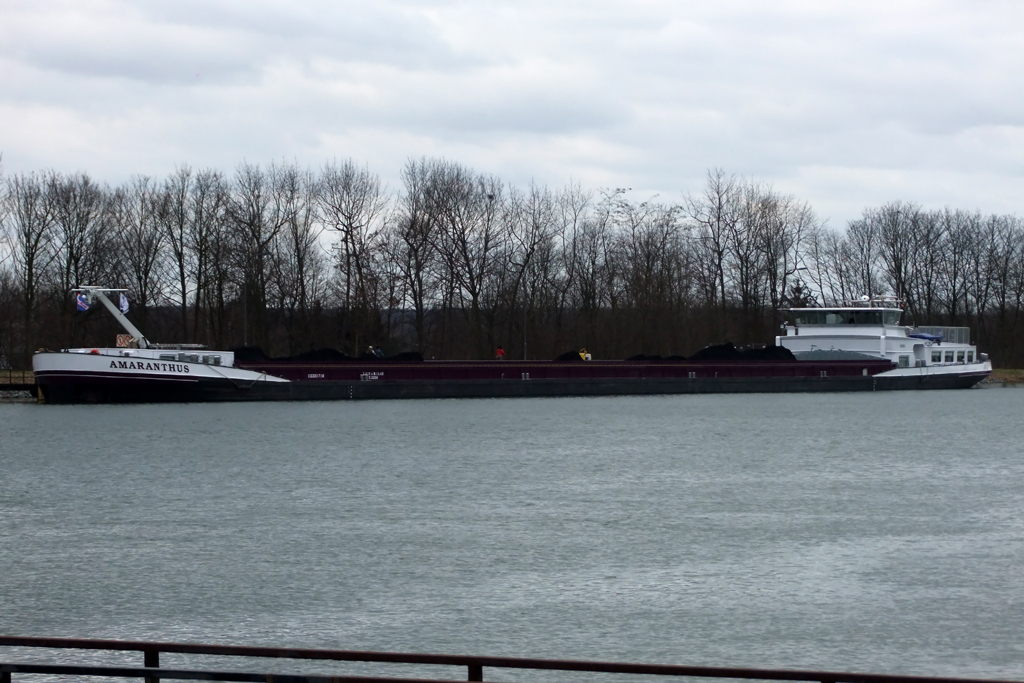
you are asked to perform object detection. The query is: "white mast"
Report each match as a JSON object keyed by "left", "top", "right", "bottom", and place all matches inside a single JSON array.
[{"left": 73, "top": 286, "right": 150, "bottom": 349}]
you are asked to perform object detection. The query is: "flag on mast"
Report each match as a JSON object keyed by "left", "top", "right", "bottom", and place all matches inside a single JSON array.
[
  {"left": 76, "top": 294, "right": 89, "bottom": 311},
  {"left": 119, "top": 293, "right": 129, "bottom": 314}
]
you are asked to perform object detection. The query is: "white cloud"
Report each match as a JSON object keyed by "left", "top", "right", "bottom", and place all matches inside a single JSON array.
[{"left": 1, "top": 0, "right": 1022, "bottom": 225}]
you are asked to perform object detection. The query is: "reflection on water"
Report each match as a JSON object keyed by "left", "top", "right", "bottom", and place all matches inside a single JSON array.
[{"left": 2, "top": 391, "right": 1024, "bottom": 678}]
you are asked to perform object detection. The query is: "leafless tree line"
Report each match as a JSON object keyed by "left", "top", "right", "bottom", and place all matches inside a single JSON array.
[
  {"left": 806, "top": 201, "right": 1024, "bottom": 362},
  {"left": 2, "top": 163, "right": 1023, "bottom": 368}
]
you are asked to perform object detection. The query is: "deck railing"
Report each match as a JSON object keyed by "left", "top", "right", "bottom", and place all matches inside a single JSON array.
[
  {"left": 0, "top": 369, "right": 33, "bottom": 386},
  {"left": 914, "top": 327, "right": 971, "bottom": 345},
  {"left": 0, "top": 637, "right": 1020, "bottom": 683}
]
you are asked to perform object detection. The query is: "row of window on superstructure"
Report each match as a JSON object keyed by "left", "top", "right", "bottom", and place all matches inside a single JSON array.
[
  {"left": 158, "top": 352, "right": 222, "bottom": 365},
  {"left": 931, "top": 350, "right": 973, "bottom": 363},
  {"left": 792, "top": 310, "right": 902, "bottom": 326},
  {"left": 898, "top": 349, "right": 974, "bottom": 368}
]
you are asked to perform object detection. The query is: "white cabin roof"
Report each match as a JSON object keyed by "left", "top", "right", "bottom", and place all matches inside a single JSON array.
[{"left": 785, "top": 307, "right": 902, "bottom": 313}]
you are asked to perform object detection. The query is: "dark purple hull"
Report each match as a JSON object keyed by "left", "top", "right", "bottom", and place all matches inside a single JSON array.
[{"left": 34, "top": 357, "right": 990, "bottom": 404}]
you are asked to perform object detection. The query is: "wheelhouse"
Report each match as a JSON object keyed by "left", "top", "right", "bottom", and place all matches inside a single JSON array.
[
  {"left": 790, "top": 309, "right": 902, "bottom": 326},
  {"left": 777, "top": 297, "right": 987, "bottom": 372}
]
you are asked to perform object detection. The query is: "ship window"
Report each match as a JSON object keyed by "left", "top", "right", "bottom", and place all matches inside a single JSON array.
[
  {"left": 898, "top": 355, "right": 910, "bottom": 368},
  {"left": 853, "top": 311, "right": 884, "bottom": 325},
  {"left": 159, "top": 354, "right": 176, "bottom": 361},
  {"left": 827, "top": 312, "right": 848, "bottom": 325},
  {"left": 931, "top": 351, "right": 941, "bottom": 363},
  {"left": 794, "top": 310, "right": 890, "bottom": 325},
  {"left": 794, "top": 311, "right": 826, "bottom": 325},
  {"left": 944, "top": 351, "right": 954, "bottom": 362},
  {"left": 956, "top": 351, "right": 965, "bottom": 362},
  {"left": 967, "top": 351, "right": 974, "bottom": 363}
]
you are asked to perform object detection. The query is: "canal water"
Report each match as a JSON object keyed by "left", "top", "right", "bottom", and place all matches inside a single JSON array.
[{"left": 2, "top": 390, "right": 1023, "bottom": 680}]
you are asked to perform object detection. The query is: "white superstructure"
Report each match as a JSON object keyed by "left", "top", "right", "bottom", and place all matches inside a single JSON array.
[{"left": 776, "top": 297, "right": 992, "bottom": 380}]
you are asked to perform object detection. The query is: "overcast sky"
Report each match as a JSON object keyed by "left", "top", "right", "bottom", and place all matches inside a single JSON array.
[{"left": 2, "top": 0, "right": 1022, "bottom": 227}]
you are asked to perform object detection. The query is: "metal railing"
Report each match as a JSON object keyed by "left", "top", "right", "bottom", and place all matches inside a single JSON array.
[
  {"left": 0, "top": 369, "right": 33, "bottom": 386},
  {"left": 0, "top": 637, "right": 1020, "bottom": 683},
  {"left": 914, "top": 327, "right": 971, "bottom": 345}
]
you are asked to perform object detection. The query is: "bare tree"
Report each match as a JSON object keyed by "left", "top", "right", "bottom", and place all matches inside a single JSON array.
[
  {"left": 4, "top": 173, "right": 56, "bottom": 364},
  {"left": 318, "top": 159, "right": 390, "bottom": 354},
  {"left": 987, "top": 215, "right": 1024, "bottom": 344},
  {"left": 612, "top": 196, "right": 688, "bottom": 353},
  {"left": 188, "top": 169, "right": 231, "bottom": 345},
  {"left": 872, "top": 201, "right": 920, "bottom": 313},
  {"left": 48, "top": 172, "right": 109, "bottom": 344},
  {"left": 550, "top": 182, "right": 594, "bottom": 347},
  {"left": 686, "top": 169, "right": 738, "bottom": 313},
  {"left": 758, "top": 191, "right": 814, "bottom": 320},
  {"left": 228, "top": 161, "right": 299, "bottom": 348},
  {"left": 567, "top": 202, "right": 613, "bottom": 347},
  {"left": 272, "top": 169, "right": 326, "bottom": 353},
  {"left": 391, "top": 158, "right": 440, "bottom": 352},
  {"left": 902, "top": 209, "right": 943, "bottom": 323},
  {"left": 727, "top": 182, "right": 769, "bottom": 337},
  {"left": 505, "top": 182, "right": 557, "bottom": 358},
  {"left": 936, "top": 208, "right": 972, "bottom": 324},
  {"left": 806, "top": 225, "right": 855, "bottom": 306},
  {"left": 844, "top": 214, "right": 883, "bottom": 300},
  {"left": 430, "top": 162, "right": 504, "bottom": 358},
  {"left": 158, "top": 166, "right": 195, "bottom": 340},
  {"left": 110, "top": 175, "right": 164, "bottom": 330}
]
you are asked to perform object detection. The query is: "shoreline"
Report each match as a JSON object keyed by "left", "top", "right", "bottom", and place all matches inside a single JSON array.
[{"left": 985, "top": 369, "right": 1024, "bottom": 385}]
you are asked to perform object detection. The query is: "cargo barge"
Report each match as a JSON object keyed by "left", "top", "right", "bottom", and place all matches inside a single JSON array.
[{"left": 32, "top": 287, "right": 992, "bottom": 404}]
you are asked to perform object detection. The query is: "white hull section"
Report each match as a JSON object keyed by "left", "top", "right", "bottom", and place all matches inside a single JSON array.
[
  {"left": 33, "top": 349, "right": 290, "bottom": 385},
  {"left": 874, "top": 361, "right": 992, "bottom": 379}
]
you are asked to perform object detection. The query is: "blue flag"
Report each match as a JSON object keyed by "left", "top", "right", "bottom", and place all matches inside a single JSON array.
[
  {"left": 76, "top": 293, "right": 89, "bottom": 311},
  {"left": 119, "top": 293, "right": 129, "bottom": 314}
]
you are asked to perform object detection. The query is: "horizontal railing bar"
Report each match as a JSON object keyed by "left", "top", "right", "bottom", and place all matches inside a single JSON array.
[
  {"left": 0, "top": 663, "right": 499, "bottom": 683},
  {"left": 0, "top": 637, "right": 1021, "bottom": 683}
]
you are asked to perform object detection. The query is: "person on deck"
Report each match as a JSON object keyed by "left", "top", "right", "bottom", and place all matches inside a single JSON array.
[{"left": 495, "top": 346, "right": 506, "bottom": 360}]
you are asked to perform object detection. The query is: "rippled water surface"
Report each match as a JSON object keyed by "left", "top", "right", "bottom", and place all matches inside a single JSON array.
[{"left": 2, "top": 390, "right": 1024, "bottom": 679}]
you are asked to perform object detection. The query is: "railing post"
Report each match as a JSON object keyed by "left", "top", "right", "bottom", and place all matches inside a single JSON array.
[
  {"left": 468, "top": 663, "right": 483, "bottom": 681},
  {"left": 144, "top": 648, "right": 159, "bottom": 683}
]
